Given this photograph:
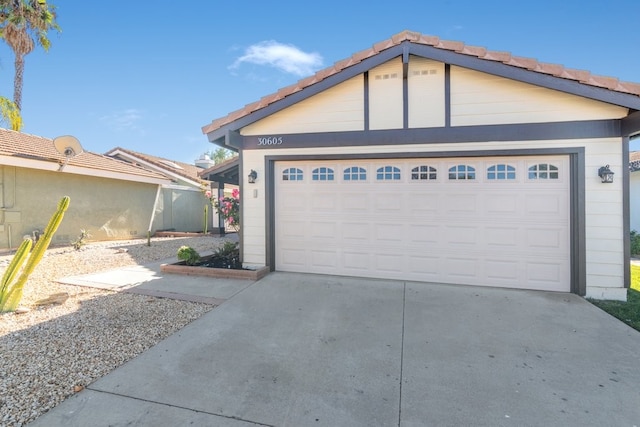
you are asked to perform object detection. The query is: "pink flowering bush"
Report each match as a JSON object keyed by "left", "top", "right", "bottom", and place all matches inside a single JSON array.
[{"left": 205, "top": 188, "right": 240, "bottom": 231}]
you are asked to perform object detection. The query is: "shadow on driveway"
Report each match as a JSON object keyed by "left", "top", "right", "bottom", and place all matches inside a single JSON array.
[{"left": 35, "top": 272, "right": 640, "bottom": 426}]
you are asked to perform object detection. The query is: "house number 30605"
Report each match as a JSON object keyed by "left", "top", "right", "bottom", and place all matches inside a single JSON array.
[{"left": 257, "top": 136, "right": 283, "bottom": 146}]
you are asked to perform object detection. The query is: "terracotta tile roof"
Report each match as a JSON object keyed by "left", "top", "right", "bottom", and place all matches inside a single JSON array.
[
  {"left": 106, "top": 147, "right": 209, "bottom": 185},
  {"left": 630, "top": 151, "right": 640, "bottom": 162},
  {"left": 198, "top": 155, "right": 239, "bottom": 177},
  {"left": 202, "top": 30, "right": 640, "bottom": 135},
  {"left": 0, "top": 128, "right": 167, "bottom": 181}
]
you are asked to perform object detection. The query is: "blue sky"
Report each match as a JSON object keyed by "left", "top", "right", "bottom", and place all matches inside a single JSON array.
[{"left": 0, "top": 0, "right": 639, "bottom": 164}]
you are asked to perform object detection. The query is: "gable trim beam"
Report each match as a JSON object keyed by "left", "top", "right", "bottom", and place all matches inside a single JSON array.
[
  {"left": 241, "top": 119, "right": 620, "bottom": 150},
  {"left": 569, "top": 148, "right": 586, "bottom": 295},
  {"left": 445, "top": 64, "right": 451, "bottom": 127},
  {"left": 405, "top": 42, "right": 640, "bottom": 110},
  {"left": 623, "top": 136, "right": 631, "bottom": 289},
  {"left": 622, "top": 111, "right": 640, "bottom": 137},
  {"left": 364, "top": 71, "right": 370, "bottom": 131},
  {"left": 403, "top": 45, "right": 409, "bottom": 129},
  {"left": 227, "top": 130, "right": 243, "bottom": 150}
]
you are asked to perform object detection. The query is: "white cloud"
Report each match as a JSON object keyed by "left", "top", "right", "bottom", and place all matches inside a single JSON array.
[
  {"left": 230, "top": 40, "right": 324, "bottom": 77},
  {"left": 100, "top": 109, "right": 144, "bottom": 133},
  {"left": 446, "top": 25, "right": 464, "bottom": 36}
]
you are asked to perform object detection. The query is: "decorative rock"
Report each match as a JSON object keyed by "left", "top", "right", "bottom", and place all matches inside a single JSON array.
[
  {"left": 34, "top": 292, "right": 69, "bottom": 306},
  {"left": 0, "top": 235, "right": 229, "bottom": 425}
]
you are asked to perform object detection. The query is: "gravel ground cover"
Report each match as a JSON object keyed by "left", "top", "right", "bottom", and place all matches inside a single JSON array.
[{"left": 0, "top": 235, "right": 232, "bottom": 426}]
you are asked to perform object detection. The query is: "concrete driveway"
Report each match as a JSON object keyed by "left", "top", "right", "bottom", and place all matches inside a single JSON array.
[{"left": 33, "top": 272, "right": 640, "bottom": 426}]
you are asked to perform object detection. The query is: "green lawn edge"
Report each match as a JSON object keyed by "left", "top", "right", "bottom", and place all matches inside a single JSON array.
[{"left": 588, "top": 264, "right": 640, "bottom": 332}]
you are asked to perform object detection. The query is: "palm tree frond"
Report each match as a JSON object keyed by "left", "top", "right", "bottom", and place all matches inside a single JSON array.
[{"left": 0, "top": 0, "right": 60, "bottom": 111}]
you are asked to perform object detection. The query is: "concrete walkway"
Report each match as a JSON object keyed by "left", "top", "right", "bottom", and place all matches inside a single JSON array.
[
  {"left": 34, "top": 272, "right": 640, "bottom": 426},
  {"left": 57, "top": 257, "right": 255, "bottom": 305}
]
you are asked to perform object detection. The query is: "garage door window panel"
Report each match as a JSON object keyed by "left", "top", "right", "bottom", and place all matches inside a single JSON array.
[
  {"left": 312, "top": 167, "right": 335, "bottom": 181},
  {"left": 344, "top": 166, "right": 367, "bottom": 181},
  {"left": 376, "top": 166, "right": 401, "bottom": 181},
  {"left": 528, "top": 164, "right": 559, "bottom": 180},
  {"left": 487, "top": 164, "right": 516, "bottom": 180},
  {"left": 449, "top": 165, "right": 476, "bottom": 180},
  {"left": 411, "top": 165, "right": 437, "bottom": 181},
  {"left": 283, "top": 168, "right": 304, "bottom": 181}
]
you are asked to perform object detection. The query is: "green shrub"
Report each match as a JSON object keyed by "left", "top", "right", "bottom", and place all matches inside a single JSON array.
[
  {"left": 215, "top": 241, "right": 239, "bottom": 257},
  {"left": 631, "top": 230, "right": 640, "bottom": 256},
  {"left": 214, "top": 241, "right": 240, "bottom": 269},
  {"left": 71, "top": 229, "right": 91, "bottom": 250},
  {"left": 177, "top": 246, "right": 200, "bottom": 266}
]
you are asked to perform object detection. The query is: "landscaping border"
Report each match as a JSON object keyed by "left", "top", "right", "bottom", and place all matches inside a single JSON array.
[{"left": 160, "top": 260, "right": 270, "bottom": 281}]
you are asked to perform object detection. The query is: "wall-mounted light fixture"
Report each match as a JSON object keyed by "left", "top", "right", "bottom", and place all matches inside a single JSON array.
[
  {"left": 598, "top": 165, "right": 614, "bottom": 183},
  {"left": 248, "top": 169, "right": 257, "bottom": 184}
]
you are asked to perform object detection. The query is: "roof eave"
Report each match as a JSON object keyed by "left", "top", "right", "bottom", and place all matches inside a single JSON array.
[
  {"left": 203, "top": 40, "right": 640, "bottom": 138},
  {"left": 622, "top": 110, "right": 640, "bottom": 137},
  {"left": 0, "top": 155, "right": 171, "bottom": 185},
  {"left": 406, "top": 42, "right": 640, "bottom": 110},
  {"left": 106, "top": 149, "right": 206, "bottom": 188}
]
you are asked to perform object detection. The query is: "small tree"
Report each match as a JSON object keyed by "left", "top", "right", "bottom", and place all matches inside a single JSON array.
[
  {"left": 207, "top": 148, "right": 237, "bottom": 165},
  {"left": 0, "top": 96, "right": 21, "bottom": 130},
  {"left": 631, "top": 230, "right": 640, "bottom": 256}
]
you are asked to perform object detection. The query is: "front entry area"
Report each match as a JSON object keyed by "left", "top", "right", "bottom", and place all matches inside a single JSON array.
[{"left": 275, "top": 155, "right": 570, "bottom": 292}]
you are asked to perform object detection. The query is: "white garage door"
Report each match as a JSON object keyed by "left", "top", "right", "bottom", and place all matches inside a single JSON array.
[{"left": 275, "top": 156, "right": 570, "bottom": 292}]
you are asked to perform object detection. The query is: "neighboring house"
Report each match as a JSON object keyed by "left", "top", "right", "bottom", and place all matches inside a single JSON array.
[
  {"left": 202, "top": 30, "right": 640, "bottom": 301},
  {"left": 629, "top": 151, "right": 640, "bottom": 233},
  {"left": 0, "top": 129, "right": 170, "bottom": 251},
  {"left": 106, "top": 147, "right": 220, "bottom": 233}
]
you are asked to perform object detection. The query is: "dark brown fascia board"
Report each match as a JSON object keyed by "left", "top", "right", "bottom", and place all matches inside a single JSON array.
[
  {"left": 241, "top": 119, "right": 621, "bottom": 150},
  {"left": 622, "top": 110, "right": 640, "bottom": 137},
  {"left": 623, "top": 136, "right": 631, "bottom": 289},
  {"left": 205, "top": 40, "right": 640, "bottom": 144},
  {"left": 201, "top": 173, "right": 238, "bottom": 185}
]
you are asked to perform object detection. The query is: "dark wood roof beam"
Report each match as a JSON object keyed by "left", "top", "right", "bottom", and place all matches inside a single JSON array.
[{"left": 622, "top": 110, "right": 640, "bottom": 137}]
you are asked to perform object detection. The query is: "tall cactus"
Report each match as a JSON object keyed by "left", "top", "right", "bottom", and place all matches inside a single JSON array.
[
  {"left": 203, "top": 203, "right": 209, "bottom": 234},
  {"left": 0, "top": 196, "right": 70, "bottom": 312}
]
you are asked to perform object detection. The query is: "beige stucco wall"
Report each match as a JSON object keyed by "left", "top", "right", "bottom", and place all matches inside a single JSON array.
[
  {"left": 242, "top": 75, "right": 365, "bottom": 136},
  {"left": 241, "top": 136, "right": 625, "bottom": 297},
  {"left": 153, "top": 187, "right": 212, "bottom": 233},
  {"left": 0, "top": 165, "right": 161, "bottom": 250},
  {"left": 369, "top": 57, "right": 404, "bottom": 130},
  {"left": 408, "top": 56, "right": 445, "bottom": 128},
  {"left": 450, "top": 66, "right": 628, "bottom": 125}
]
